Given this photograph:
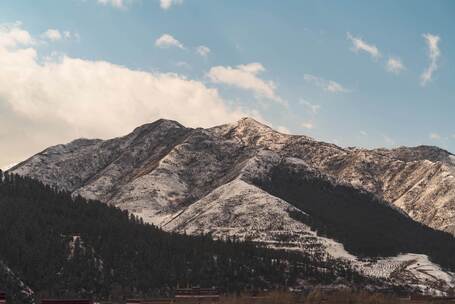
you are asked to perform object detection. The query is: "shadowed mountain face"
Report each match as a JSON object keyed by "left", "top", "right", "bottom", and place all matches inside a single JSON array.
[{"left": 9, "top": 117, "right": 455, "bottom": 293}]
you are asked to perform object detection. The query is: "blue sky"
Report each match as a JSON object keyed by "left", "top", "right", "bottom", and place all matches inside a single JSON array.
[{"left": 0, "top": 0, "right": 454, "bottom": 167}]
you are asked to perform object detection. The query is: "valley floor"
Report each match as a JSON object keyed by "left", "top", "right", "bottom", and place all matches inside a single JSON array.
[{"left": 116, "top": 291, "right": 455, "bottom": 304}]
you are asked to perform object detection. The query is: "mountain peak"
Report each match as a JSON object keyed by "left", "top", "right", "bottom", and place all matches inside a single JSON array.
[
  {"left": 237, "top": 116, "right": 265, "bottom": 125},
  {"left": 234, "top": 117, "right": 275, "bottom": 133},
  {"left": 130, "top": 119, "right": 186, "bottom": 136}
]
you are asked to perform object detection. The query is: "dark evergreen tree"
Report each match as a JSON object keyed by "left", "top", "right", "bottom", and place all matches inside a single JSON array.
[
  {"left": 253, "top": 165, "right": 455, "bottom": 269},
  {"left": 0, "top": 173, "right": 368, "bottom": 302}
]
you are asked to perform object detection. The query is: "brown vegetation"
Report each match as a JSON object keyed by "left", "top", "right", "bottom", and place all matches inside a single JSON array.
[{"left": 218, "top": 290, "right": 452, "bottom": 304}]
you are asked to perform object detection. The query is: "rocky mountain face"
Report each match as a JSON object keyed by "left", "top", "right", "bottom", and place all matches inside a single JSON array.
[
  {"left": 9, "top": 117, "right": 455, "bottom": 294},
  {"left": 11, "top": 117, "right": 455, "bottom": 234}
]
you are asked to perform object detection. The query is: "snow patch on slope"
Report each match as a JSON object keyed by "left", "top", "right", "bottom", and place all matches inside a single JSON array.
[
  {"left": 162, "top": 179, "right": 318, "bottom": 246},
  {"left": 359, "top": 254, "right": 455, "bottom": 295}
]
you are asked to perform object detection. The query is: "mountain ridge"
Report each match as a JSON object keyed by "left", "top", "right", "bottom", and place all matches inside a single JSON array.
[
  {"left": 9, "top": 117, "right": 455, "bottom": 234},
  {"left": 9, "top": 117, "right": 455, "bottom": 293}
]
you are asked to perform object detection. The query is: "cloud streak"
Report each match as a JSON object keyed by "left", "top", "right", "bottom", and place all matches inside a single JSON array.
[
  {"left": 301, "top": 122, "right": 314, "bottom": 129},
  {"left": 300, "top": 99, "right": 320, "bottom": 114},
  {"left": 304, "top": 74, "right": 349, "bottom": 93},
  {"left": 97, "top": 0, "right": 126, "bottom": 8},
  {"left": 421, "top": 33, "right": 441, "bottom": 86},
  {"left": 347, "top": 32, "right": 381, "bottom": 59},
  {"left": 160, "top": 0, "right": 183, "bottom": 10}
]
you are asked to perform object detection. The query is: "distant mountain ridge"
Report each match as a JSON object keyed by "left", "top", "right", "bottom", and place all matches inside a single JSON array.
[{"left": 9, "top": 117, "right": 455, "bottom": 294}]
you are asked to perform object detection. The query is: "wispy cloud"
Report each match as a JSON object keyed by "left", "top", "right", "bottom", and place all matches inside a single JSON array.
[
  {"left": 360, "top": 130, "right": 368, "bottom": 136},
  {"left": 42, "top": 29, "right": 62, "bottom": 41},
  {"left": 97, "top": 0, "right": 126, "bottom": 8},
  {"left": 196, "top": 45, "right": 210, "bottom": 57},
  {"left": 347, "top": 32, "right": 381, "bottom": 59},
  {"left": 175, "top": 61, "right": 191, "bottom": 69},
  {"left": 301, "top": 122, "right": 314, "bottom": 129},
  {"left": 386, "top": 57, "right": 405, "bottom": 74},
  {"left": 300, "top": 99, "right": 320, "bottom": 114},
  {"left": 155, "top": 34, "right": 184, "bottom": 49},
  {"left": 304, "top": 74, "right": 349, "bottom": 93},
  {"left": 430, "top": 132, "right": 441, "bottom": 140},
  {"left": 421, "top": 33, "right": 441, "bottom": 86},
  {"left": 208, "top": 63, "right": 286, "bottom": 105},
  {"left": 276, "top": 126, "right": 290, "bottom": 134},
  {"left": 39, "top": 29, "right": 79, "bottom": 44},
  {"left": 160, "top": 0, "right": 183, "bottom": 10},
  {"left": 382, "top": 134, "right": 395, "bottom": 146}
]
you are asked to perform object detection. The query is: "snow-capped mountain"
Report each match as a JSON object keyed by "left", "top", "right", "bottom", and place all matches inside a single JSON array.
[
  {"left": 9, "top": 117, "right": 455, "bottom": 293},
  {"left": 10, "top": 117, "right": 455, "bottom": 234}
]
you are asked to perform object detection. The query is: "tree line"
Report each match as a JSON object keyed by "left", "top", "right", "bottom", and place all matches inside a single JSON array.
[{"left": 0, "top": 172, "right": 378, "bottom": 303}]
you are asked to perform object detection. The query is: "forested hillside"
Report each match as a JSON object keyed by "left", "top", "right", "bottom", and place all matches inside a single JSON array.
[
  {"left": 0, "top": 172, "right": 370, "bottom": 303},
  {"left": 253, "top": 164, "right": 455, "bottom": 270}
]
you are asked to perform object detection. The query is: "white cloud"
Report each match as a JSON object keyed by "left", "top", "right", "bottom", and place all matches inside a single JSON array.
[
  {"left": 421, "top": 33, "right": 441, "bottom": 86},
  {"left": 42, "top": 29, "right": 62, "bottom": 41},
  {"left": 208, "top": 63, "right": 285, "bottom": 105},
  {"left": 300, "top": 99, "right": 320, "bottom": 114},
  {"left": 175, "top": 61, "right": 190, "bottom": 69},
  {"left": 386, "top": 57, "right": 405, "bottom": 74},
  {"left": 41, "top": 29, "right": 79, "bottom": 43},
  {"left": 196, "top": 45, "right": 210, "bottom": 57},
  {"left": 304, "top": 74, "right": 349, "bottom": 93},
  {"left": 382, "top": 134, "right": 395, "bottom": 146},
  {"left": 430, "top": 133, "right": 441, "bottom": 140},
  {"left": 326, "top": 81, "right": 348, "bottom": 93},
  {"left": 160, "top": 0, "right": 183, "bottom": 10},
  {"left": 360, "top": 131, "right": 368, "bottom": 136},
  {"left": 155, "top": 34, "right": 184, "bottom": 49},
  {"left": 301, "top": 122, "right": 314, "bottom": 129},
  {"left": 0, "top": 22, "right": 34, "bottom": 48},
  {"left": 63, "top": 31, "right": 80, "bottom": 41},
  {"left": 0, "top": 22, "right": 257, "bottom": 168},
  {"left": 276, "top": 126, "right": 290, "bottom": 134},
  {"left": 347, "top": 32, "right": 381, "bottom": 59},
  {"left": 97, "top": 0, "right": 126, "bottom": 8}
]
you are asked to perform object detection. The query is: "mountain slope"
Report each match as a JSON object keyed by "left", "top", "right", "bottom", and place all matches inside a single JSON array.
[
  {"left": 9, "top": 117, "right": 455, "bottom": 293},
  {"left": 1, "top": 173, "right": 370, "bottom": 302},
  {"left": 11, "top": 118, "right": 455, "bottom": 235}
]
